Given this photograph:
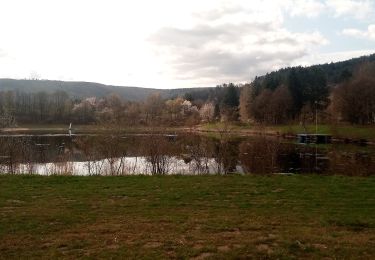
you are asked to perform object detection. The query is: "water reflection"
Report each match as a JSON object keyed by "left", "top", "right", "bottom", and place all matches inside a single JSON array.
[{"left": 0, "top": 134, "right": 374, "bottom": 176}]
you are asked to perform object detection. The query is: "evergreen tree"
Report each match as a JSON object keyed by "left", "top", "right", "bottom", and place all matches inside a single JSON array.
[{"left": 222, "top": 83, "right": 239, "bottom": 107}]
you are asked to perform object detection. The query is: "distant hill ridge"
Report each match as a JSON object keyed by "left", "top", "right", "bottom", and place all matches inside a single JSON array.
[
  {"left": 1, "top": 53, "right": 374, "bottom": 101},
  {"left": 254, "top": 53, "right": 375, "bottom": 87},
  {"left": 0, "top": 78, "right": 212, "bottom": 101}
]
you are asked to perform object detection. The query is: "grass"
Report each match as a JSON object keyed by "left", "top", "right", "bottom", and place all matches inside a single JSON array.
[
  {"left": 1, "top": 175, "right": 374, "bottom": 259},
  {"left": 4, "top": 123, "right": 375, "bottom": 141},
  {"left": 271, "top": 124, "right": 375, "bottom": 140},
  {"left": 271, "top": 124, "right": 333, "bottom": 135},
  {"left": 200, "top": 122, "right": 375, "bottom": 141},
  {"left": 7, "top": 124, "right": 190, "bottom": 134}
]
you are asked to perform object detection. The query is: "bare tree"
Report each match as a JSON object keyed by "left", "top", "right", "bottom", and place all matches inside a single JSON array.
[{"left": 332, "top": 62, "right": 375, "bottom": 124}]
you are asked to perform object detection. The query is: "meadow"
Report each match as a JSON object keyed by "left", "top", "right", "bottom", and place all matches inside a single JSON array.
[{"left": 1, "top": 175, "right": 374, "bottom": 259}]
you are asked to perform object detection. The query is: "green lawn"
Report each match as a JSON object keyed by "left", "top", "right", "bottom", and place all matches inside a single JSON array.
[
  {"left": 1, "top": 175, "right": 374, "bottom": 259},
  {"left": 272, "top": 124, "right": 375, "bottom": 140}
]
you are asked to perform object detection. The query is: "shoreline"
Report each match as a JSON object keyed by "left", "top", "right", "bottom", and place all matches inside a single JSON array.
[{"left": 2, "top": 124, "right": 375, "bottom": 145}]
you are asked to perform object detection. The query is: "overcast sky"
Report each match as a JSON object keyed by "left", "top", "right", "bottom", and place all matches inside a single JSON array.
[{"left": 0, "top": 0, "right": 374, "bottom": 89}]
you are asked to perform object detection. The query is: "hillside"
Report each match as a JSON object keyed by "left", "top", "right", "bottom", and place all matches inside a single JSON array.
[
  {"left": 253, "top": 53, "right": 375, "bottom": 90},
  {"left": 174, "top": 53, "right": 375, "bottom": 103},
  {"left": 1, "top": 53, "right": 374, "bottom": 102},
  {"left": 240, "top": 53, "right": 375, "bottom": 125},
  {"left": 0, "top": 79, "right": 211, "bottom": 101}
]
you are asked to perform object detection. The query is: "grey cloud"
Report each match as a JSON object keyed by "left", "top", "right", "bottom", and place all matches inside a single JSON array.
[
  {"left": 150, "top": 8, "right": 326, "bottom": 85},
  {"left": 171, "top": 48, "right": 306, "bottom": 81},
  {"left": 150, "top": 22, "right": 274, "bottom": 49},
  {"left": 254, "top": 36, "right": 299, "bottom": 45}
]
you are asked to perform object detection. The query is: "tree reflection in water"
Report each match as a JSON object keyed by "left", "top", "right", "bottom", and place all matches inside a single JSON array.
[{"left": 0, "top": 134, "right": 374, "bottom": 176}]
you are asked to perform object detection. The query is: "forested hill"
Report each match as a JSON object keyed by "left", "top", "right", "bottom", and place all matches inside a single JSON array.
[
  {"left": 253, "top": 53, "right": 375, "bottom": 89},
  {"left": 0, "top": 78, "right": 212, "bottom": 101},
  {"left": 313, "top": 53, "right": 375, "bottom": 84},
  {"left": 241, "top": 53, "right": 375, "bottom": 125},
  {"left": 176, "top": 53, "right": 375, "bottom": 102}
]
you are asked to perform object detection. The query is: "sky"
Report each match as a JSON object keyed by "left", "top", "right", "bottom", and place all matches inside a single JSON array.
[{"left": 0, "top": 0, "right": 374, "bottom": 89}]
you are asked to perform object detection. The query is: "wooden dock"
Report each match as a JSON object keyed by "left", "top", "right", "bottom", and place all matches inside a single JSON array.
[{"left": 297, "top": 134, "right": 332, "bottom": 144}]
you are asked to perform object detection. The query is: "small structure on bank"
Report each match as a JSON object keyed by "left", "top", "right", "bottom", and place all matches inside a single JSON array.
[{"left": 298, "top": 134, "right": 332, "bottom": 144}]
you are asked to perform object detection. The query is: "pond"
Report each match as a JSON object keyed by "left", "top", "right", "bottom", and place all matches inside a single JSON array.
[{"left": 0, "top": 133, "right": 374, "bottom": 176}]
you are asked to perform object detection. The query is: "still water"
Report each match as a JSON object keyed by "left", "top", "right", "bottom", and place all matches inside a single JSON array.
[{"left": 0, "top": 133, "right": 374, "bottom": 176}]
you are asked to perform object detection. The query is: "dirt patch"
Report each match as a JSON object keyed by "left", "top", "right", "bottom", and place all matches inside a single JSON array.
[
  {"left": 256, "top": 244, "right": 273, "bottom": 254},
  {"left": 313, "top": 243, "right": 328, "bottom": 250},
  {"left": 217, "top": 228, "right": 241, "bottom": 238},
  {"left": 191, "top": 252, "right": 214, "bottom": 259},
  {"left": 193, "top": 244, "right": 204, "bottom": 250},
  {"left": 217, "top": 245, "right": 230, "bottom": 252},
  {"left": 143, "top": 242, "right": 163, "bottom": 248},
  {"left": 106, "top": 244, "right": 120, "bottom": 250},
  {"left": 271, "top": 188, "right": 285, "bottom": 193},
  {"left": 6, "top": 199, "right": 25, "bottom": 204}
]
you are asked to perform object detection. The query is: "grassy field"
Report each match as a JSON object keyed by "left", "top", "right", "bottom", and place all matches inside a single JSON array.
[{"left": 1, "top": 175, "right": 374, "bottom": 259}]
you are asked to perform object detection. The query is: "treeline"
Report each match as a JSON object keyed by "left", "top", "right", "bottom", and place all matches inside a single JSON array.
[
  {"left": 330, "top": 62, "right": 375, "bottom": 124},
  {"left": 313, "top": 53, "right": 375, "bottom": 84},
  {"left": 0, "top": 84, "right": 240, "bottom": 127},
  {"left": 1, "top": 55, "right": 374, "bottom": 127},
  {"left": 0, "top": 91, "right": 72, "bottom": 126},
  {"left": 240, "top": 66, "right": 329, "bottom": 124},
  {"left": 239, "top": 60, "right": 375, "bottom": 125}
]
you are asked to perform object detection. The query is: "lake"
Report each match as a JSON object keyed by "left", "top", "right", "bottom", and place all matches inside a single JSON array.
[{"left": 0, "top": 133, "right": 374, "bottom": 176}]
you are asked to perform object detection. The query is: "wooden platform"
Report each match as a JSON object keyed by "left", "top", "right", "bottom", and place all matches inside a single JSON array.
[{"left": 298, "top": 134, "right": 332, "bottom": 144}]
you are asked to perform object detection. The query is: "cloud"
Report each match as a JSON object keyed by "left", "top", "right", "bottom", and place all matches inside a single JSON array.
[
  {"left": 293, "top": 49, "right": 375, "bottom": 66},
  {"left": 285, "top": 0, "right": 375, "bottom": 20},
  {"left": 194, "top": 0, "right": 326, "bottom": 20},
  {"left": 0, "top": 48, "right": 7, "bottom": 58},
  {"left": 0, "top": 0, "right": 372, "bottom": 88},
  {"left": 287, "top": 0, "right": 326, "bottom": 18},
  {"left": 326, "top": 0, "right": 375, "bottom": 20},
  {"left": 150, "top": 5, "right": 329, "bottom": 85},
  {"left": 342, "top": 24, "right": 375, "bottom": 41}
]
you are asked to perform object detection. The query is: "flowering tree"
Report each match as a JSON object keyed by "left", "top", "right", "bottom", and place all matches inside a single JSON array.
[{"left": 199, "top": 103, "right": 215, "bottom": 122}]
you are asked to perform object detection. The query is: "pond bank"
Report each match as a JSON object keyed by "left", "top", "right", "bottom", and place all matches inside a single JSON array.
[
  {"left": 195, "top": 123, "right": 375, "bottom": 145},
  {"left": 2, "top": 123, "right": 375, "bottom": 144}
]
